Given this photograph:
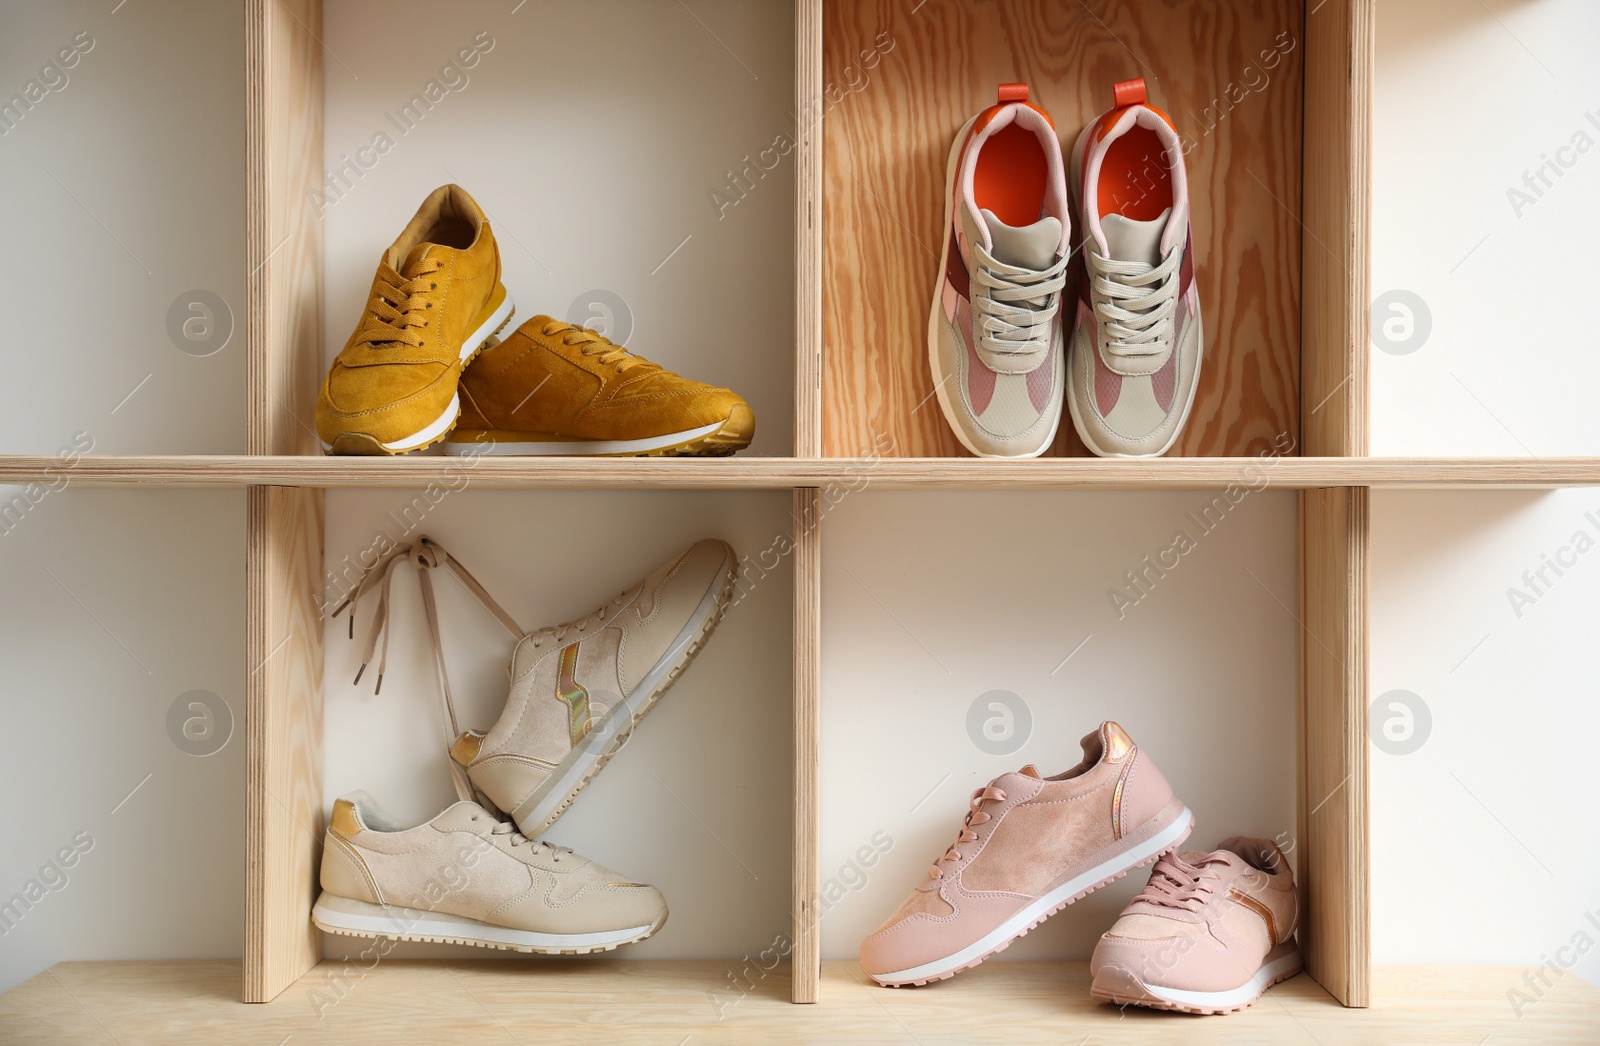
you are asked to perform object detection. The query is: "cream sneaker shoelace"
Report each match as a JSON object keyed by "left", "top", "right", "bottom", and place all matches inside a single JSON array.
[
  {"left": 1088, "top": 247, "right": 1181, "bottom": 363},
  {"left": 332, "top": 536, "right": 523, "bottom": 804},
  {"left": 971, "top": 250, "right": 1068, "bottom": 371}
]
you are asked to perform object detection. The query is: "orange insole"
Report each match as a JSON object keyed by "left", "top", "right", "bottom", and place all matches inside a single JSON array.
[
  {"left": 974, "top": 122, "right": 1048, "bottom": 228},
  {"left": 1097, "top": 125, "right": 1172, "bottom": 222}
]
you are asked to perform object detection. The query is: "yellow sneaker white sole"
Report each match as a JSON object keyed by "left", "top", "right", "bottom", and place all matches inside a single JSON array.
[
  {"left": 311, "top": 893, "right": 665, "bottom": 954},
  {"left": 322, "top": 285, "right": 515, "bottom": 456},
  {"left": 444, "top": 403, "right": 755, "bottom": 457}
]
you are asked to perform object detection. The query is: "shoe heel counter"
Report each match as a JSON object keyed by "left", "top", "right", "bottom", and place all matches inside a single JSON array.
[
  {"left": 1116, "top": 747, "right": 1177, "bottom": 837},
  {"left": 320, "top": 832, "right": 382, "bottom": 905}
]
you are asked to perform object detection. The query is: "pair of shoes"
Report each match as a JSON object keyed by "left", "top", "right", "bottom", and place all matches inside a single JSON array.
[
  {"left": 860, "top": 722, "right": 1301, "bottom": 1015},
  {"left": 310, "top": 537, "right": 738, "bottom": 954},
  {"left": 314, "top": 185, "right": 754, "bottom": 457},
  {"left": 931, "top": 79, "right": 1202, "bottom": 459}
]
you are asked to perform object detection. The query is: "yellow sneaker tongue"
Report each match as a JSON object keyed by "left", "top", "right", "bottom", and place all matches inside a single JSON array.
[{"left": 401, "top": 242, "right": 441, "bottom": 276}]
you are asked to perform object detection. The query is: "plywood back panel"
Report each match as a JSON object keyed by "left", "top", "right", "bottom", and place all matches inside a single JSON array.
[
  {"left": 821, "top": 0, "right": 1304, "bottom": 458},
  {"left": 1298, "top": 486, "right": 1370, "bottom": 1007},
  {"left": 1301, "top": 0, "right": 1372, "bottom": 457}
]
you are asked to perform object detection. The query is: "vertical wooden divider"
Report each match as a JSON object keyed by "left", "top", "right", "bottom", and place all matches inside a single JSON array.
[
  {"left": 244, "top": 0, "right": 326, "bottom": 1004},
  {"left": 791, "top": 488, "right": 822, "bottom": 1005},
  {"left": 1299, "top": 0, "right": 1373, "bottom": 1010},
  {"left": 792, "top": 0, "right": 824, "bottom": 1005}
]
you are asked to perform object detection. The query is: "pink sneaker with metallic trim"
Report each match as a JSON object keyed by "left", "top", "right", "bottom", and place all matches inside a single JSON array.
[
  {"left": 860, "top": 722, "right": 1192, "bottom": 986},
  {"left": 1090, "top": 836, "right": 1301, "bottom": 1014}
]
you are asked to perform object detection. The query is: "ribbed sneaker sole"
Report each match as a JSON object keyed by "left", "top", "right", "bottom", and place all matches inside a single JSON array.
[{"left": 311, "top": 894, "right": 665, "bottom": 955}]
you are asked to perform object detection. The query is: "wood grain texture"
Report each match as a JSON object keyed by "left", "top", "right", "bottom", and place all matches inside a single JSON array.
[
  {"left": 1301, "top": 0, "right": 1372, "bottom": 456},
  {"left": 796, "top": 0, "right": 825, "bottom": 458},
  {"left": 822, "top": 0, "right": 1303, "bottom": 458},
  {"left": 11, "top": 455, "right": 1600, "bottom": 489},
  {"left": 245, "top": 0, "right": 326, "bottom": 1005},
  {"left": 792, "top": 488, "right": 822, "bottom": 1003},
  {"left": 244, "top": 487, "right": 326, "bottom": 1003},
  {"left": 1298, "top": 486, "right": 1370, "bottom": 1007},
  {"left": 9, "top": 961, "right": 1600, "bottom": 1043},
  {"left": 247, "top": 0, "right": 325, "bottom": 457}
]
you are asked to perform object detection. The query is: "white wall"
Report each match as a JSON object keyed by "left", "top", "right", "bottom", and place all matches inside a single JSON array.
[
  {"left": 1372, "top": 0, "right": 1600, "bottom": 456},
  {"left": 0, "top": 0, "right": 245, "bottom": 456},
  {"left": 1371, "top": 490, "right": 1600, "bottom": 990},
  {"left": 819, "top": 490, "right": 1300, "bottom": 960},
  {"left": 0, "top": 0, "right": 245, "bottom": 998},
  {"left": 1369, "top": 0, "right": 1600, "bottom": 991}
]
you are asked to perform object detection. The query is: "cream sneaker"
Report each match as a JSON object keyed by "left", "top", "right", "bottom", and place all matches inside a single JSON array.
[
  {"left": 453, "top": 538, "right": 737, "bottom": 836},
  {"left": 312, "top": 791, "right": 667, "bottom": 953}
]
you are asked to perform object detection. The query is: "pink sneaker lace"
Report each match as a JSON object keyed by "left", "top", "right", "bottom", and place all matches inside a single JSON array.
[
  {"left": 1134, "top": 852, "right": 1231, "bottom": 912},
  {"left": 929, "top": 786, "right": 1007, "bottom": 880}
]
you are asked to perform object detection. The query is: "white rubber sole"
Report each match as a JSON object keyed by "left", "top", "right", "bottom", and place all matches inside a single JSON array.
[
  {"left": 873, "top": 805, "right": 1194, "bottom": 985},
  {"left": 311, "top": 893, "right": 661, "bottom": 954},
  {"left": 1091, "top": 942, "right": 1302, "bottom": 1014},
  {"left": 321, "top": 289, "right": 516, "bottom": 454},
  {"left": 444, "top": 419, "right": 725, "bottom": 457},
  {"left": 510, "top": 546, "right": 736, "bottom": 836},
  {"left": 1147, "top": 949, "right": 1302, "bottom": 1010},
  {"left": 1064, "top": 123, "right": 1202, "bottom": 460},
  {"left": 927, "top": 115, "right": 1061, "bottom": 461}
]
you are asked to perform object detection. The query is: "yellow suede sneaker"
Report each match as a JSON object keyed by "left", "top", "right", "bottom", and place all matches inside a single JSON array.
[
  {"left": 317, "top": 184, "right": 515, "bottom": 455},
  {"left": 444, "top": 317, "right": 754, "bottom": 456}
]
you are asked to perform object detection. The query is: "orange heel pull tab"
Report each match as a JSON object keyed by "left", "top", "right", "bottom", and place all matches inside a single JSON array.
[
  {"left": 998, "top": 82, "right": 1029, "bottom": 104},
  {"left": 1113, "top": 77, "right": 1146, "bottom": 109}
]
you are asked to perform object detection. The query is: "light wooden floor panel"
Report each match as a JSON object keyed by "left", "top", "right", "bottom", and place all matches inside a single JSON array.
[{"left": 3, "top": 961, "right": 1596, "bottom": 1045}]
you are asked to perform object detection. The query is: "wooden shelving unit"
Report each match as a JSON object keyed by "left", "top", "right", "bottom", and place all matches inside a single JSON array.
[{"left": 9, "top": 0, "right": 1600, "bottom": 1038}]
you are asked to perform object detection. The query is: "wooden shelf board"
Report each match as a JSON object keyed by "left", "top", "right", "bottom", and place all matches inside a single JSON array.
[
  {"left": 5, "top": 456, "right": 1600, "bottom": 490},
  {"left": 3, "top": 960, "right": 1595, "bottom": 1043}
]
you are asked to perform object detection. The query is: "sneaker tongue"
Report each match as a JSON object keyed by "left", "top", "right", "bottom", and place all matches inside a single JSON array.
[
  {"left": 980, "top": 209, "right": 1061, "bottom": 270},
  {"left": 1101, "top": 208, "right": 1171, "bottom": 268},
  {"left": 1017, "top": 764, "right": 1041, "bottom": 780},
  {"left": 400, "top": 242, "right": 442, "bottom": 277}
]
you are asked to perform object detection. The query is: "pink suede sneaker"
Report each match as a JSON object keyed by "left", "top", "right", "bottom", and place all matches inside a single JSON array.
[
  {"left": 1090, "top": 836, "right": 1301, "bottom": 1014},
  {"left": 860, "top": 722, "right": 1192, "bottom": 987}
]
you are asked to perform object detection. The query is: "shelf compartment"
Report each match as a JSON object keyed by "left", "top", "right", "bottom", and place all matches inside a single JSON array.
[{"left": 812, "top": 0, "right": 1369, "bottom": 460}]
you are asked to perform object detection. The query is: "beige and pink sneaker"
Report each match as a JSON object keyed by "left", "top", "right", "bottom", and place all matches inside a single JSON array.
[
  {"left": 1090, "top": 836, "right": 1301, "bottom": 1014},
  {"left": 860, "top": 722, "right": 1192, "bottom": 986}
]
